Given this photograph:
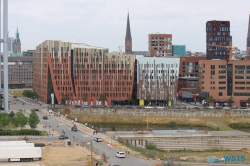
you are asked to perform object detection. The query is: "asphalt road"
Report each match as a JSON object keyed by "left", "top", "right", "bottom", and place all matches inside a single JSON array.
[{"left": 6, "top": 95, "right": 158, "bottom": 166}]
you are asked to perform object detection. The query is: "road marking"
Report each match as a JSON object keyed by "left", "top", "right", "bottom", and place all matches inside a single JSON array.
[
  {"left": 58, "top": 123, "right": 65, "bottom": 125},
  {"left": 82, "top": 135, "right": 90, "bottom": 137}
]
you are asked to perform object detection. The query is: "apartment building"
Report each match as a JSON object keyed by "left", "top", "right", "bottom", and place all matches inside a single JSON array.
[
  {"left": 1, "top": 56, "right": 33, "bottom": 88},
  {"left": 206, "top": 20, "right": 232, "bottom": 60},
  {"left": 199, "top": 59, "right": 250, "bottom": 107},
  {"left": 148, "top": 34, "right": 172, "bottom": 57},
  {"left": 136, "top": 56, "right": 179, "bottom": 106},
  {"left": 178, "top": 56, "right": 206, "bottom": 95},
  {"left": 33, "top": 40, "right": 135, "bottom": 105}
]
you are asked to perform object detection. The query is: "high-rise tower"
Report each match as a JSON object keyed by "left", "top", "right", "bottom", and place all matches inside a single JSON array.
[
  {"left": 206, "top": 20, "right": 232, "bottom": 60},
  {"left": 13, "top": 27, "right": 21, "bottom": 53},
  {"left": 125, "top": 13, "right": 132, "bottom": 54},
  {"left": 247, "top": 13, "right": 250, "bottom": 56}
]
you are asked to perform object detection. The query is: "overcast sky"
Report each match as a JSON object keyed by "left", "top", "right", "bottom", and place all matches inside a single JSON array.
[{"left": 7, "top": 0, "right": 250, "bottom": 52}]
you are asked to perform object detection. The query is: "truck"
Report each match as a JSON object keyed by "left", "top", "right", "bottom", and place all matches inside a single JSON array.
[
  {"left": 0, "top": 143, "right": 34, "bottom": 148},
  {"left": 0, "top": 147, "right": 42, "bottom": 162}
]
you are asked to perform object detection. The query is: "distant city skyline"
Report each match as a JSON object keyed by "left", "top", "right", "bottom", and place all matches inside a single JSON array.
[{"left": 8, "top": 0, "right": 250, "bottom": 52}]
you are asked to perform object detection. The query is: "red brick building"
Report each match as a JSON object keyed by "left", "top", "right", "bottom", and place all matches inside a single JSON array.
[
  {"left": 33, "top": 40, "right": 135, "bottom": 105},
  {"left": 148, "top": 34, "right": 172, "bottom": 56},
  {"left": 178, "top": 56, "right": 206, "bottom": 95}
]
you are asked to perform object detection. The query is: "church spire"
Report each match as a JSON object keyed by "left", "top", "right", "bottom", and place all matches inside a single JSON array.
[
  {"left": 125, "top": 12, "right": 132, "bottom": 54},
  {"left": 247, "top": 12, "right": 250, "bottom": 55},
  {"left": 248, "top": 12, "right": 250, "bottom": 37}
]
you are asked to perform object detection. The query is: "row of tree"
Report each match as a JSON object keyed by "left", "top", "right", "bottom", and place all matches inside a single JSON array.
[
  {"left": 0, "top": 110, "right": 40, "bottom": 130},
  {"left": 62, "top": 93, "right": 171, "bottom": 105},
  {"left": 22, "top": 90, "right": 39, "bottom": 99},
  {"left": 208, "top": 96, "right": 250, "bottom": 106}
]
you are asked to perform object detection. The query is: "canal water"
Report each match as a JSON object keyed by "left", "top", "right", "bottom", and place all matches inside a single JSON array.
[{"left": 86, "top": 123, "right": 212, "bottom": 132}]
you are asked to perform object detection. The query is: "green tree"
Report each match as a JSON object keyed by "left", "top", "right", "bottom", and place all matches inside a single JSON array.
[
  {"left": 82, "top": 93, "right": 88, "bottom": 105},
  {"left": 28, "top": 111, "right": 40, "bottom": 129},
  {"left": 208, "top": 95, "right": 214, "bottom": 106},
  {"left": 99, "top": 94, "right": 107, "bottom": 105},
  {"left": 22, "top": 90, "right": 38, "bottom": 99},
  {"left": 16, "top": 112, "right": 28, "bottom": 129},
  {"left": 62, "top": 93, "right": 70, "bottom": 105},
  {"left": 8, "top": 111, "right": 15, "bottom": 118},
  {"left": 0, "top": 114, "right": 10, "bottom": 130},
  {"left": 127, "top": 95, "right": 133, "bottom": 105},
  {"left": 145, "top": 93, "right": 152, "bottom": 106},
  {"left": 228, "top": 96, "right": 234, "bottom": 107}
]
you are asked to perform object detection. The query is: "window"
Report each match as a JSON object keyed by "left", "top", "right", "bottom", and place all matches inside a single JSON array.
[
  {"left": 211, "top": 65, "right": 215, "bottom": 69},
  {"left": 219, "top": 65, "right": 226, "bottom": 68},
  {"left": 219, "top": 76, "right": 226, "bottom": 79},
  {"left": 219, "top": 70, "right": 226, "bottom": 74},
  {"left": 235, "top": 76, "right": 244, "bottom": 79},
  {"left": 219, "top": 81, "right": 226, "bottom": 84},
  {"left": 219, "top": 87, "right": 226, "bottom": 90},
  {"left": 219, "top": 92, "right": 223, "bottom": 96},
  {"left": 235, "top": 87, "right": 245, "bottom": 90},
  {"left": 211, "top": 71, "right": 215, "bottom": 75},
  {"left": 235, "top": 82, "right": 245, "bottom": 84}
]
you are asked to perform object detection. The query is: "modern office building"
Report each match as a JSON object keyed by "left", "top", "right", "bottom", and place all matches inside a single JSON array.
[
  {"left": 206, "top": 20, "right": 232, "bottom": 60},
  {"left": 33, "top": 40, "right": 136, "bottom": 105},
  {"left": 178, "top": 56, "right": 206, "bottom": 95},
  {"left": 1, "top": 56, "right": 33, "bottom": 88},
  {"left": 8, "top": 36, "right": 14, "bottom": 51},
  {"left": 136, "top": 56, "right": 179, "bottom": 106},
  {"left": 13, "top": 27, "right": 21, "bottom": 54},
  {"left": 247, "top": 13, "right": 250, "bottom": 56},
  {"left": 23, "top": 50, "right": 34, "bottom": 57},
  {"left": 148, "top": 33, "right": 172, "bottom": 57},
  {"left": 125, "top": 13, "right": 132, "bottom": 54},
  {"left": 199, "top": 59, "right": 250, "bottom": 107},
  {"left": 172, "top": 45, "right": 186, "bottom": 56}
]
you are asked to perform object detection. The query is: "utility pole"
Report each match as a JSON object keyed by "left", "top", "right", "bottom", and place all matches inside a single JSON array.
[
  {"left": 3, "top": 0, "right": 8, "bottom": 113},
  {"left": 147, "top": 121, "right": 148, "bottom": 134},
  {"left": 90, "top": 141, "right": 93, "bottom": 165}
]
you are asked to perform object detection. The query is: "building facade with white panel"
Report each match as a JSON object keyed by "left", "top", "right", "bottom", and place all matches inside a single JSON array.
[{"left": 136, "top": 56, "right": 180, "bottom": 106}]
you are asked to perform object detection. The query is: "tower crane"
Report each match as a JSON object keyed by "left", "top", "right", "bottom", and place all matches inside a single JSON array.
[
  {"left": 117, "top": 45, "right": 124, "bottom": 54},
  {"left": 206, "top": 42, "right": 238, "bottom": 61}
]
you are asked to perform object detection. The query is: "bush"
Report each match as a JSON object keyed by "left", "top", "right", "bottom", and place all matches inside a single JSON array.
[
  {"left": 167, "top": 121, "right": 177, "bottom": 127},
  {"left": 0, "top": 129, "right": 40, "bottom": 136},
  {"left": 229, "top": 123, "right": 250, "bottom": 129},
  {"left": 146, "top": 142, "right": 156, "bottom": 149}
]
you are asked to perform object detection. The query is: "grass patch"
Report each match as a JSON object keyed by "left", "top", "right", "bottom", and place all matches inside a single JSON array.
[
  {"left": 8, "top": 89, "right": 25, "bottom": 97},
  {"left": 40, "top": 130, "right": 47, "bottom": 136}
]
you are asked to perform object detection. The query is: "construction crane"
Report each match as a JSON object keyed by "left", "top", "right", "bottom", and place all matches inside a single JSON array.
[
  {"left": 206, "top": 42, "right": 238, "bottom": 61},
  {"left": 117, "top": 45, "right": 124, "bottom": 54}
]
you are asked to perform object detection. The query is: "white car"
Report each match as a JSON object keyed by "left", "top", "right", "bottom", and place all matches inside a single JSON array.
[{"left": 116, "top": 151, "right": 125, "bottom": 158}]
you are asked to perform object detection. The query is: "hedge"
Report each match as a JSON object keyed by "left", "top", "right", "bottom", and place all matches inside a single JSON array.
[{"left": 0, "top": 129, "right": 41, "bottom": 136}]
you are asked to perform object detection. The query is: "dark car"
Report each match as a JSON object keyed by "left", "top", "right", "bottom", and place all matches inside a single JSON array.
[
  {"left": 59, "top": 135, "right": 68, "bottom": 139},
  {"left": 71, "top": 125, "right": 78, "bottom": 131},
  {"left": 43, "top": 116, "right": 48, "bottom": 120},
  {"left": 13, "top": 95, "right": 17, "bottom": 98}
]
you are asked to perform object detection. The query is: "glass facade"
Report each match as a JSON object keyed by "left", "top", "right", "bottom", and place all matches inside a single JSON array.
[{"left": 172, "top": 45, "right": 186, "bottom": 56}]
